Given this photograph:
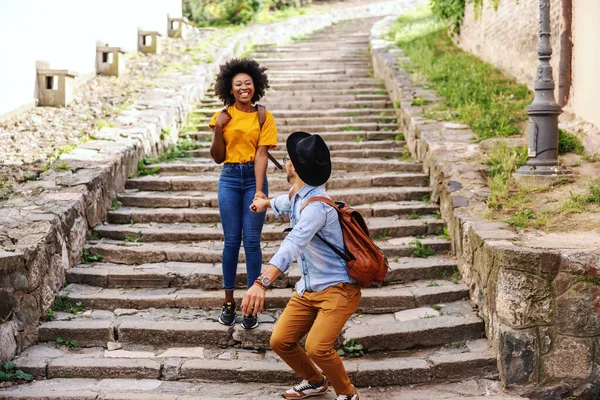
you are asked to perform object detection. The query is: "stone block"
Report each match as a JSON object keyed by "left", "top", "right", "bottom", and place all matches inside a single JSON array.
[
  {"left": 96, "top": 45, "right": 126, "bottom": 77},
  {"left": 556, "top": 281, "right": 600, "bottom": 336},
  {"left": 494, "top": 244, "right": 561, "bottom": 280},
  {"left": 498, "top": 325, "right": 538, "bottom": 386},
  {"left": 167, "top": 15, "right": 190, "bottom": 39},
  {"left": 138, "top": 30, "right": 162, "bottom": 54},
  {"left": 36, "top": 69, "right": 78, "bottom": 107},
  {"left": 542, "top": 335, "right": 593, "bottom": 382},
  {"left": 496, "top": 268, "right": 554, "bottom": 328}
]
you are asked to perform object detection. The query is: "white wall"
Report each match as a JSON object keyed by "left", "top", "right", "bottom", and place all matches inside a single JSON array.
[
  {"left": 0, "top": 0, "right": 182, "bottom": 118},
  {"left": 569, "top": 0, "right": 600, "bottom": 129}
]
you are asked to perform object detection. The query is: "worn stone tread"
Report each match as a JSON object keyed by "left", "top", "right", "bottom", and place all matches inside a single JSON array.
[
  {"left": 54, "top": 279, "right": 467, "bottom": 312},
  {"left": 85, "top": 236, "right": 451, "bottom": 265},
  {"left": 66, "top": 255, "right": 457, "bottom": 289},
  {"left": 92, "top": 217, "right": 445, "bottom": 242},
  {"left": 0, "top": 377, "right": 528, "bottom": 400},
  {"left": 10, "top": 339, "right": 496, "bottom": 386}
]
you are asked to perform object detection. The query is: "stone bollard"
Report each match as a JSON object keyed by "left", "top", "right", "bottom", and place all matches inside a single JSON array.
[
  {"left": 96, "top": 45, "right": 126, "bottom": 77},
  {"left": 36, "top": 69, "right": 78, "bottom": 107},
  {"left": 138, "top": 30, "right": 162, "bottom": 54},
  {"left": 167, "top": 14, "right": 190, "bottom": 39}
]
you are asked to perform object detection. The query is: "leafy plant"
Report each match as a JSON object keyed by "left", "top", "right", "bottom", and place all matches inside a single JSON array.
[
  {"left": 355, "top": 135, "right": 365, "bottom": 143},
  {"left": 342, "top": 126, "right": 360, "bottom": 132},
  {"left": 505, "top": 209, "right": 536, "bottom": 228},
  {"left": 558, "top": 129, "right": 584, "bottom": 155},
  {"left": 431, "top": 304, "right": 441, "bottom": 311},
  {"left": 374, "top": 229, "right": 391, "bottom": 240},
  {"left": 46, "top": 309, "right": 56, "bottom": 321},
  {"left": 52, "top": 293, "right": 86, "bottom": 314},
  {"left": 97, "top": 119, "right": 115, "bottom": 130},
  {"left": 0, "top": 361, "right": 34, "bottom": 382},
  {"left": 125, "top": 233, "right": 143, "bottom": 243},
  {"left": 337, "top": 339, "right": 364, "bottom": 358},
  {"left": 409, "top": 211, "right": 422, "bottom": 220},
  {"left": 394, "top": 134, "right": 405, "bottom": 141},
  {"left": 427, "top": 281, "right": 440, "bottom": 287},
  {"left": 54, "top": 161, "right": 73, "bottom": 172},
  {"left": 82, "top": 248, "right": 103, "bottom": 264},
  {"left": 111, "top": 198, "right": 121, "bottom": 211},
  {"left": 409, "top": 239, "right": 435, "bottom": 258},
  {"left": 55, "top": 337, "right": 79, "bottom": 349},
  {"left": 438, "top": 227, "right": 450, "bottom": 239}
]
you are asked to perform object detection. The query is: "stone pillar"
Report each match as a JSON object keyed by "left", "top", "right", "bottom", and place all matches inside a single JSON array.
[
  {"left": 167, "top": 14, "right": 190, "bottom": 39},
  {"left": 36, "top": 69, "right": 78, "bottom": 107},
  {"left": 96, "top": 45, "right": 126, "bottom": 77},
  {"left": 138, "top": 30, "right": 162, "bottom": 54}
]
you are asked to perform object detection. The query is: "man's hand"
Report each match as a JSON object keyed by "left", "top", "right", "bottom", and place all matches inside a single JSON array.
[
  {"left": 241, "top": 284, "right": 266, "bottom": 316},
  {"left": 215, "top": 110, "right": 231, "bottom": 129},
  {"left": 250, "top": 197, "right": 270, "bottom": 213}
]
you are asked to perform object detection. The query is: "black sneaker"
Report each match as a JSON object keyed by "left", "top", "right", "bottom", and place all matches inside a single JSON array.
[
  {"left": 218, "top": 301, "right": 236, "bottom": 326},
  {"left": 242, "top": 313, "right": 259, "bottom": 330}
]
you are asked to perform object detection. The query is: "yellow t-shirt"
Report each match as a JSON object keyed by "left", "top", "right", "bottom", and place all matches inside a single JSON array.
[{"left": 209, "top": 105, "right": 278, "bottom": 164}]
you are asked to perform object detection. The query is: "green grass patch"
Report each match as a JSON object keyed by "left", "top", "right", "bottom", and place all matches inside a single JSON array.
[
  {"left": 486, "top": 143, "right": 528, "bottom": 210},
  {"left": 342, "top": 126, "right": 360, "bottom": 132},
  {"left": 82, "top": 248, "right": 103, "bottom": 264},
  {"left": 97, "top": 119, "right": 115, "bottom": 130},
  {"left": 394, "top": 134, "right": 405, "bottom": 141},
  {"left": 561, "top": 182, "right": 600, "bottom": 213},
  {"left": 55, "top": 337, "right": 79, "bottom": 350},
  {"left": 387, "top": 7, "right": 532, "bottom": 140},
  {"left": 558, "top": 129, "right": 584, "bottom": 155}
]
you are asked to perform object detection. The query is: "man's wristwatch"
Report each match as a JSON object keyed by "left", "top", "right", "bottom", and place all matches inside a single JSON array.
[{"left": 255, "top": 276, "right": 271, "bottom": 290}]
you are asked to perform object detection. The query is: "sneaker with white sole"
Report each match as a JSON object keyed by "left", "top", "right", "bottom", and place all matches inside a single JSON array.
[
  {"left": 282, "top": 375, "right": 329, "bottom": 399},
  {"left": 335, "top": 387, "right": 359, "bottom": 400}
]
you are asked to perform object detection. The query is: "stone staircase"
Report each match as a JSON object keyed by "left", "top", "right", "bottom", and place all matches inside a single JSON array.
[{"left": 3, "top": 18, "right": 498, "bottom": 399}]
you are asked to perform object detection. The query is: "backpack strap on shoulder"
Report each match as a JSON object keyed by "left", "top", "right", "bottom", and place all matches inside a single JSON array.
[
  {"left": 255, "top": 103, "right": 282, "bottom": 170},
  {"left": 301, "top": 196, "right": 337, "bottom": 212},
  {"left": 300, "top": 196, "right": 350, "bottom": 262}
]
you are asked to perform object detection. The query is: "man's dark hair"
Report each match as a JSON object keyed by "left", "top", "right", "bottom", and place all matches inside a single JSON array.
[{"left": 214, "top": 58, "right": 269, "bottom": 106}]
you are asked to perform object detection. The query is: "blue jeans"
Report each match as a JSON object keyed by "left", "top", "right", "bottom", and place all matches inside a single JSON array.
[{"left": 218, "top": 162, "right": 268, "bottom": 291}]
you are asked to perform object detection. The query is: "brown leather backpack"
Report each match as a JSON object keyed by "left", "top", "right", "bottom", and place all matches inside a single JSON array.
[{"left": 302, "top": 196, "right": 390, "bottom": 287}]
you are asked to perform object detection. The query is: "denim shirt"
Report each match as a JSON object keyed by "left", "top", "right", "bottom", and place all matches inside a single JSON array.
[{"left": 269, "top": 185, "right": 354, "bottom": 296}]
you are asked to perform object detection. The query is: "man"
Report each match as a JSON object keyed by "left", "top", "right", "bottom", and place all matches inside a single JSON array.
[{"left": 242, "top": 131, "right": 360, "bottom": 400}]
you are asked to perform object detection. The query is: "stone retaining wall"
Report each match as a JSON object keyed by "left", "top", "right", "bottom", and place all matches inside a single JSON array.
[
  {"left": 0, "top": 0, "right": 417, "bottom": 362},
  {"left": 371, "top": 16, "right": 600, "bottom": 400}
]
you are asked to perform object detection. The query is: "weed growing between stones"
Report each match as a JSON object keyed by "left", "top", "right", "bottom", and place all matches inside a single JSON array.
[
  {"left": 437, "top": 227, "right": 450, "bottom": 239},
  {"left": 125, "top": 233, "right": 143, "bottom": 243},
  {"left": 355, "top": 135, "right": 364, "bottom": 143},
  {"left": 337, "top": 339, "right": 364, "bottom": 358},
  {"left": 427, "top": 281, "right": 439, "bottom": 287},
  {"left": 111, "top": 198, "right": 121, "bottom": 211},
  {"left": 409, "top": 211, "right": 422, "bottom": 220},
  {"left": 342, "top": 126, "right": 360, "bottom": 132},
  {"left": 97, "top": 120, "right": 116, "bottom": 130},
  {"left": 55, "top": 338, "right": 79, "bottom": 350},
  {"left": 432, "top": 304, "right": 441, "bottom": 311},
  {"left": 0, "top": 361, "right": 33, "bottom": 383},
  {"left": 82, "top": 248, "right": 103, "bottom": 264},
  {"left": 409, "top": 240, "right": 435, "bottom": 258},
  {"left": 374, "top": 229, "right": 390, "bottom": 240},
  {"left": 394, "top": 134, "right": 405, "bottom": 141},
  {"left": 52, "top": 293, "right": 86, "bottom": 314}
]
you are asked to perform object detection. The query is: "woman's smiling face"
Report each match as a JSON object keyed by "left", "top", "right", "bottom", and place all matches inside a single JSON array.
[{"left": 231, "top": 73, "right": 255, "bottom": 105}]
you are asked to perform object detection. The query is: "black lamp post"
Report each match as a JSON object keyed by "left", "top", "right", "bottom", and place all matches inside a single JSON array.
[{"left": 516, "top": 0, "right": 563, "bottom": 175}]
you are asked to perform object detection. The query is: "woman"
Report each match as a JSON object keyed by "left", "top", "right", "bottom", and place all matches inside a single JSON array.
[{"left": 209, "top": 58, "right": 277, "bottom": 330}]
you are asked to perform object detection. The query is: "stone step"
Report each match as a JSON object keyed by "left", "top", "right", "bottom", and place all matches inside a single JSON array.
[
  {"left": 85, "top": 237, "right": 451, "bottom": 265},
  {"left": 201, "top": 90, "right": 391, "bottom": 100},
  {"left": 183, "top": 130, "right": 402, "bottom": 143},
  {"left": 108, "top": 200, "right": 437, "bottom": 225},
  {"left": 190, "top": 148, "right": 405, "bottom": 160},
  {"left": 269, "top": 81, "right": 385, "bottom": 90},
  {"left": 117, "top": 186, "right": 432, "bottom": 208},
  {"left": 266, "top": 68, "right": 372, "bottom": 77},
  {"left": 184, "top": 140, "right": 404, "bottom": 152},
  {"left": 54, "top": 280, "right": 467, "bottom": 315},
  {"left": 66, "top": 256, "right": 458, "bottom": 289},
  {"left": 92, "top": 217, "right": 445, "bottom": 243},
  {"left": 195, "top": 122, "right": 397, "bottom": 133},
  {"left": 193, "top": 114, "right": 395, "bottom": 126},
  {"left": 37, "top": 299, "right": 476, "bottom": 350},
  {"left": 127, "top": 172, "right": 431, "bottom": 192},
  {"left": 257, "top": 61, "right": 371, "bottom": 68},
  {"left": 9, "top": 342, "right": 497, "bottom": 388},
  {"left": 200, "top": 99, "right": 391, "bottom": 110}
]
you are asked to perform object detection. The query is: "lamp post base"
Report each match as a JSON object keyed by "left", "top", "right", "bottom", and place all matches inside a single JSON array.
[{"left": 513, "top": 165, "right": 573, "bottom": 188}]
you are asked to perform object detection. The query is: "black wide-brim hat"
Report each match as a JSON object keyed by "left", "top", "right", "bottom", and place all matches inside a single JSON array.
[{"left": 286, "top": 131, "right": 331, "bottom": 187}]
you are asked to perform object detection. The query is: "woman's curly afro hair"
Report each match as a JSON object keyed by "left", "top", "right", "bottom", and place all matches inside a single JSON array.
[{"left": 214, "top": 58, "right": 269, "bottom": 106}]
